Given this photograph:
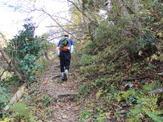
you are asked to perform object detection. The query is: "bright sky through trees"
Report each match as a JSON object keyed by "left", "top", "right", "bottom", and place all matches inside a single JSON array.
[{"left": 0, "top": 0, "right": 69, "bottom": 39}]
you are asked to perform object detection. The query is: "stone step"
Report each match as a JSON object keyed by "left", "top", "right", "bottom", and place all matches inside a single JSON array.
[{"left": 53, "top": 90, "right": 78, "bottom": 103}]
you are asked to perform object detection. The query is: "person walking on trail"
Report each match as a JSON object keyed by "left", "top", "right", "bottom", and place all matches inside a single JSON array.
[{"left": 57, "top": 33, "right": 74, "bottom": 81}]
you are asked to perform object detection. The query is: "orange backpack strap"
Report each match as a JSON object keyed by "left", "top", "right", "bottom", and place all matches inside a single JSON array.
[{"left": 60, "top": 44, "right": 69, "bottom": 51}]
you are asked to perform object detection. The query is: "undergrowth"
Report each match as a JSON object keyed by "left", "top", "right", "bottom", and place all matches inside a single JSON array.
[
  {"left": 73, "top": 40, "right": 163, "bottom": 121},
  {"left": 0, "top": 57, "right": 54, "bottom": 121}
]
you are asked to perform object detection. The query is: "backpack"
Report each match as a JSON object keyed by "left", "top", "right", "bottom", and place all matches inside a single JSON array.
[{"left": 59, "top": 38, "right": 69, "bottom": 51}]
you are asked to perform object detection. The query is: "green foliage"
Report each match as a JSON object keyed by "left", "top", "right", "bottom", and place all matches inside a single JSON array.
[
  {"left": 146, "top": 112, "right": 163, "bottom": 122},
  {"left": 78, "top": 54, "right": 99, "bottom": 66},
  {"left": 143, "top": 63, "right": 156, "bottom": 70},
  {"left": 94, "top": 113, "right": 109, "bottom": 122},
  {"left": 122, "top": 89, "right": 136, "bottom": 101},
  {"left": 82, "top": 0, "right": 160, "bottom": 63},
  {"left": 94, "top": 20, "right": 112, "bottom": 44},
  {"left": 127, "top": 82, "right": 163, "bottom": 121},
  {"left": 77, "top": 53, "right": 102, "bottom": 78},
  {"left": 79, "top": 82, "right": 94, "bottom": 96},
  {"left": 42, "top": 94, "right": 52, "bottom": 106},
  {"left": 12, "top": 102, "right": 36, "bottom": 121},
  {"left": 141, "top": 96, "right": 158, "bottom": 111},
  {"left": 94, "top": 77, "right": 109, "bottom": 88},
  {"left": 34, "top": 59, "right": 51, "bottom": 77},
  {"left": 12, "top": 86, "right": 54, "bottom": 121},
  {"left": 82, "top": 0, "right": 107, "bottom": 11},
  {"left": 152, "top": 53, "right": 163, "bottom": 62},
  {"left": 0, "top": 74, "right": 19, "bottom": 87},
  {"left": 79, "top": 108, "right": 91, "bottom": 121},
  {"left": 72, "top": 0, "right": 163, "bottom": 121},
  {"left": 5, "top": 20, "right": 47, "bottom": 82},
  {"left": 128, "top": 94, "right": 163, "bottom": 122},
  {"left": 0, "top": 87, "right": 10, "bottom": 106},
  {"left": 135, "top": 31, "right": 156, "bottom": 50},
  {"left": 141, "top": 82, "right": 157, "bottom": 94},
  {"left": 131, "top": 63, "right": 140, "bottom": 72},
  {"left": 80, "top": 64, "right": 98, "bottom": 77},
  {"left": 96, "top": 90, "right": 103, "bottom": 100},
  {"left": 114, "top": 89, "right": 137, "bottom": 104},
  {"left": 91, "top": 102, "right": 111, "bottom": 121},
  {"left": 0, "top": 87, "right": 11, "bottom": 119}
]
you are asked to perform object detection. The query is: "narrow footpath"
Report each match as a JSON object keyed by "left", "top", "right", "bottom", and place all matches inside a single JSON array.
[{"left": 38, "top": 60, "right": 81, "bottom": 122}]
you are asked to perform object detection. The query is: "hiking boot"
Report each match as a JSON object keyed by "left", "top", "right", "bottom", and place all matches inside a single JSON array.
[
  {"left": 57, "top": 76, "right": 64, "bottom": 83},
  {"left": 64, "top": 73, "right": 67, "bottom": 81},
  {"left": 61, "top": 75, "right": 65, "bottom": 81},
  {"left": 64, "top": 69, "right": 68, "bottom": 81}
]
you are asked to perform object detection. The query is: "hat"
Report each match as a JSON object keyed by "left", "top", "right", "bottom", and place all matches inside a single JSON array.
[{"left": 63, "top": 33, "right": 69, "bottom": 37}]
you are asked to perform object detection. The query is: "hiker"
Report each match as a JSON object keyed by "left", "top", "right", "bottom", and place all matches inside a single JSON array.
[{"left": 57, "top": 33, "right": 74, "bottom": 81}]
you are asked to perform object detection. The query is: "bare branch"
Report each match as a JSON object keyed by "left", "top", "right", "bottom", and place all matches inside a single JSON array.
[
  {"left": 0, "top": 68, "right": 8, "bottom": 80},
  {"left": 39, "top": 8, "right": 81, "bottom": 41},
  {"left": 53, "top": 14, "right": 75, "bottom": 25},
  {"left": 0, "top": 33, "right": 8, "bottom": 44},
  {"left": 67, "top": 0, "right": 92, "bottom": 21},
  {"left": 0, "top": 35, "right": 23, "bottom": 81}
]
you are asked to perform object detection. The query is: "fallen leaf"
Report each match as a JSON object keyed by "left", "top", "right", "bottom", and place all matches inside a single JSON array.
[
  {"left": 96, "top": 90, "right": 103, "bottom": 100},
  {"left": 74, "top": 106, "right": 80, "bottom": 110},
  {"left": 87, "top": 103, "right": 95, "bottom": 107},
  {"left": 62, "top": 115, "right": 68, "bottom": 119}
]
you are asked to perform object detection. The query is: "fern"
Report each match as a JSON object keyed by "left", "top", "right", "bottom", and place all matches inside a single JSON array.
[
  {"left": 0, "top": 87, "right": 11, "bottom": 106},
  {"left": 130, "top": 106, "right": 143, "bottom": 114},
  {"left": 79, "top": 83, "right": 94, "bottom": 96},
  {"left": 139, "top": 94, "right": 158, "bottom": 112},
  {"left": 127, "top": 116, "right": 142, "bottom": 122},
  {"left": 12, "top": 102, "right": 36, "bottom": 121},
  {"left": 146, "top": 112, "right": 163, "bottom": 122},
  {"left": 79, "top": 108, "right": 91, "bottom": 121},
  {"left": 141, "top": 82, "right": 157, "bottom": 94},
  {"left": 128, "top": 94, "right": 162, "bottom": 121},
  {"left": 122, "top": 89, "right": 136, "bottom": 100},
  {"left": 115, "top": 89, "right": 136, "bottom": 103},
  {"left": 42, "top": 94, "right": 52, "bottom": 106},
  {"left": 116, "top": 92, "right": 122, "bottom": 103}
]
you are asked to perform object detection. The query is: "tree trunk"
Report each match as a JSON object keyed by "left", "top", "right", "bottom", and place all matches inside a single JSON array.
[
  {"left": 0, "top": 42, "right": 23, "bottom": 81},
  {"left": 44, "top": 52, "right": 50, "bottom": 60}
]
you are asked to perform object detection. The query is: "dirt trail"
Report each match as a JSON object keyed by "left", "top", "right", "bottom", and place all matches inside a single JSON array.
[{"left": 38, "top": 60, "right": 81, "bottom": 122}]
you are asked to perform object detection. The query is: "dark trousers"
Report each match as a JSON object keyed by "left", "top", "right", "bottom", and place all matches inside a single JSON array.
[{"left": 59, "top": 51, "right": 71, "bottom": 72}]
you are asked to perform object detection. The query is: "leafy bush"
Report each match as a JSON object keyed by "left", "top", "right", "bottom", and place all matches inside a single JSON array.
[
  {"left": 5, "top": 21, "right": 47, "bottom": 83},
  {"left": 0, "top": 87, "right": 11, "bottom": 119},
  {"left": 78, "top": 54, "right": 99, "bottom": 66},
  {"left": 79, "top": 82, "right": 94, "bottom": 96},
  {"left": 0, "top": 75, "right": 19, "bottom": 87},
  {"left": 141, "top": 82, "right": 158, "bottom": 94},
  {"left": 0, "top": 87, "right": 11, "bottom": 105},
  {"left": 11, "top": 102, "right": 36, "bottom": 121},
  {"left": 128, "top": 94, "right": 163, "bottom": 122},
  {"left": 79, "top": 108, "right": 91, "bottom": 121},
  {"left": 115, "top": 89, "right": 136, "bottom": 103},
  {"left": 42, "top": 94, "right": 52, "bottom": 106}
]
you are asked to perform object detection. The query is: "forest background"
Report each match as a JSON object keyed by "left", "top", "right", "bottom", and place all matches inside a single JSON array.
[{"left": 0, "top": 0, "right": 163, "bottom": 121}]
